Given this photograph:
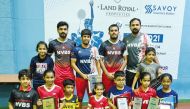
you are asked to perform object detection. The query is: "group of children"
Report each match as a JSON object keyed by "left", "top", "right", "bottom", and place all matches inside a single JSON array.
[
  {"left": 8, "top": 68, "right": 178, "bottom": 109},
  {"left": 8, "top": 40, "right": 178, "bottom": 109}
]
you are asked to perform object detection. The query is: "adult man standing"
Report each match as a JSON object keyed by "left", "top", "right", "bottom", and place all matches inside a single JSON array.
[
  {"left": 48, "top": 21, "right": 76, "bottom": 89},
  {"left": 123, "top": 18, "right": 158, "bottom": 87},
  {"left": 71, "top": 29, "right": 101, "bottom": 108},
  {"left": 99, "top": 24, "right": 128, "bottom": 93}
]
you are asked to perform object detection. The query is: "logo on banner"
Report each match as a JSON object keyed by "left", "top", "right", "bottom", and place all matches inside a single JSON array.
[
  {"left": 145, "top": 5, "right": 177, "bottom": 15},
  {"left": 97, "top": 2, "right": 138, "bottom": 17}
]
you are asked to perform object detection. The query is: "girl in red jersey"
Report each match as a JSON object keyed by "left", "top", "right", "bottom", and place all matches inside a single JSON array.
[
  {"left": 88, "top": 82, "right": 109, "bottom": 109},
  {"left": 37, "top": 70, "right": 64, "bottom": 109},
  {"left": 133, "top": 72, "right": 157, "bottom": 109}
]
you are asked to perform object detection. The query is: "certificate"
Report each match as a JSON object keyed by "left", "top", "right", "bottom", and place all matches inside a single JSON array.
[
  {"left": 159, "top": 95, "right": 175, "bottom": 109},
  {"left": 159, "top": 103, "right": 171, "bottom": 109},
  {"left": 133, "top": 97, "right": 142, "bottom": 109},
  {"left": 88, "top": 74, "right": 102, "bottom": 93},
  {"left": 116, "top": 97, "right": 128, "bottom": 109},
  {"left": 42, "top": 97, "right": 56, "bottom": 109},
  {"left": 112, "top": 92, "right": 131, "bottom": 106},
  {"left": 147, "top": 97, "right": 159, "bottom": 109}
]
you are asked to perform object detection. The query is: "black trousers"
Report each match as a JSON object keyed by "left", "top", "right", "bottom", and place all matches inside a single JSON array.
[{"left": 125, "top": 70, "right": 137, "bottom": 88}]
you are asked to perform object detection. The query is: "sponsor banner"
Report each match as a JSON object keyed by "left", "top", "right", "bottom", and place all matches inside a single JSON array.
[{"left": 44, "top": 0, "right": 185, "bottom": 79}]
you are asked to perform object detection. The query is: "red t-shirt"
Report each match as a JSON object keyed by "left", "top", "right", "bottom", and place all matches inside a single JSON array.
[
  {"left": 88, "top": 95, "right": 109, "bottom": 109},
  {"left": 134, "top": 86, "right": 157, "bottom": 109},
  {"left": 37, "top": 85, "right": 64, "bottom": 109}
]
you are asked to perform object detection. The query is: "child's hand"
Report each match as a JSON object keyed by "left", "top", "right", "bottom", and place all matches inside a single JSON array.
[{"left": 37, "top": 99, "right": 42, "bottom": 106}]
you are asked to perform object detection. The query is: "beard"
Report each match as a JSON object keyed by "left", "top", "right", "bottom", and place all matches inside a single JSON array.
[
  {"left": 59, "top": 32, "right": 67, "bottom": 38},
  {"left": 111, "top": 34, "right": 118, "bottom": 40},
  {"left": 132, "top": 28, "right": 139, "bottom": 35}
]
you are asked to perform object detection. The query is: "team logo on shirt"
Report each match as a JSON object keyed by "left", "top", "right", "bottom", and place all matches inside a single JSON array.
[
  {"left": 36, "top": 63, "right": 47, "bottom": 74},
  {"left": 57, "top": 50, "right": 71, "bottom": 54},
  {"left": 15, "top": 102, "right": 30, "bottom": 108},
  {"left": 80, "top": 59, "right": 91, "bottom": 63},
  {"left": 127, "top": 43, "right": 144, "bottom": 48},
  {"left": 107, "top": 50, "right": 121, "bottom": 55},
  {"left": 63, "top": 103, "right": 76, "bottom": 109},
  {"left": 143, "top": 100, "right": 149, "bottom": 104}
]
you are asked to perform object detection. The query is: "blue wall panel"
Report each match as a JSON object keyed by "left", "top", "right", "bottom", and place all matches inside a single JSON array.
[
  {"left": 174, "top": 0, "right": 190, "bottom": 99},
  {"left": 0, "top": 0, "right": 15, "bottom": 73},
  {"left": 0, "top": 0, "right": 12, "bottom": 17},
  {"left": 0, "top": 0, "right": 44, "bottom": 108},
  {"left": 12, "top": 0, "right": 44, "bottom": 72}
]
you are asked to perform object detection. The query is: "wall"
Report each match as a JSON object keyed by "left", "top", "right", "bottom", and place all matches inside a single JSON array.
[
  {"left": 0, "top": 0, "right": 44, "bottom": 107},
  {"left": 0, "top": 0, "right": 190, "bottom": 108},
  {"left": 0, "top": 0, "right": 44, "bottom": 74},
  {"left": 174, "top": 0, "right": 190, "bottom": 99},
  {"left": 0, "top": 0, "right": 15, "bottom": 73}
]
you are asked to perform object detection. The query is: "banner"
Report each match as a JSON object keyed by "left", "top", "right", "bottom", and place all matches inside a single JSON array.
[{"left": 44, "top": 0, "right": 185, "bottom": 79}]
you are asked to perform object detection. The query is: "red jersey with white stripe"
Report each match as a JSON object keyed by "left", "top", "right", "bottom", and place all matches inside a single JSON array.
[
  {"left": 37, "top": 85, "right": 64, "bottom": 109},
  {"left": 133, "top": 86, "right": 157, "bottom": 109},
  {"left": 88, "top": 95, "right": 109, "bottom": 109}
]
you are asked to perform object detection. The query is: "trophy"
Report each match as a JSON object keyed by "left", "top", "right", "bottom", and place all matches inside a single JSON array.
[{"left": 42, "top": 97, "right": 56, "bottom": 109}]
